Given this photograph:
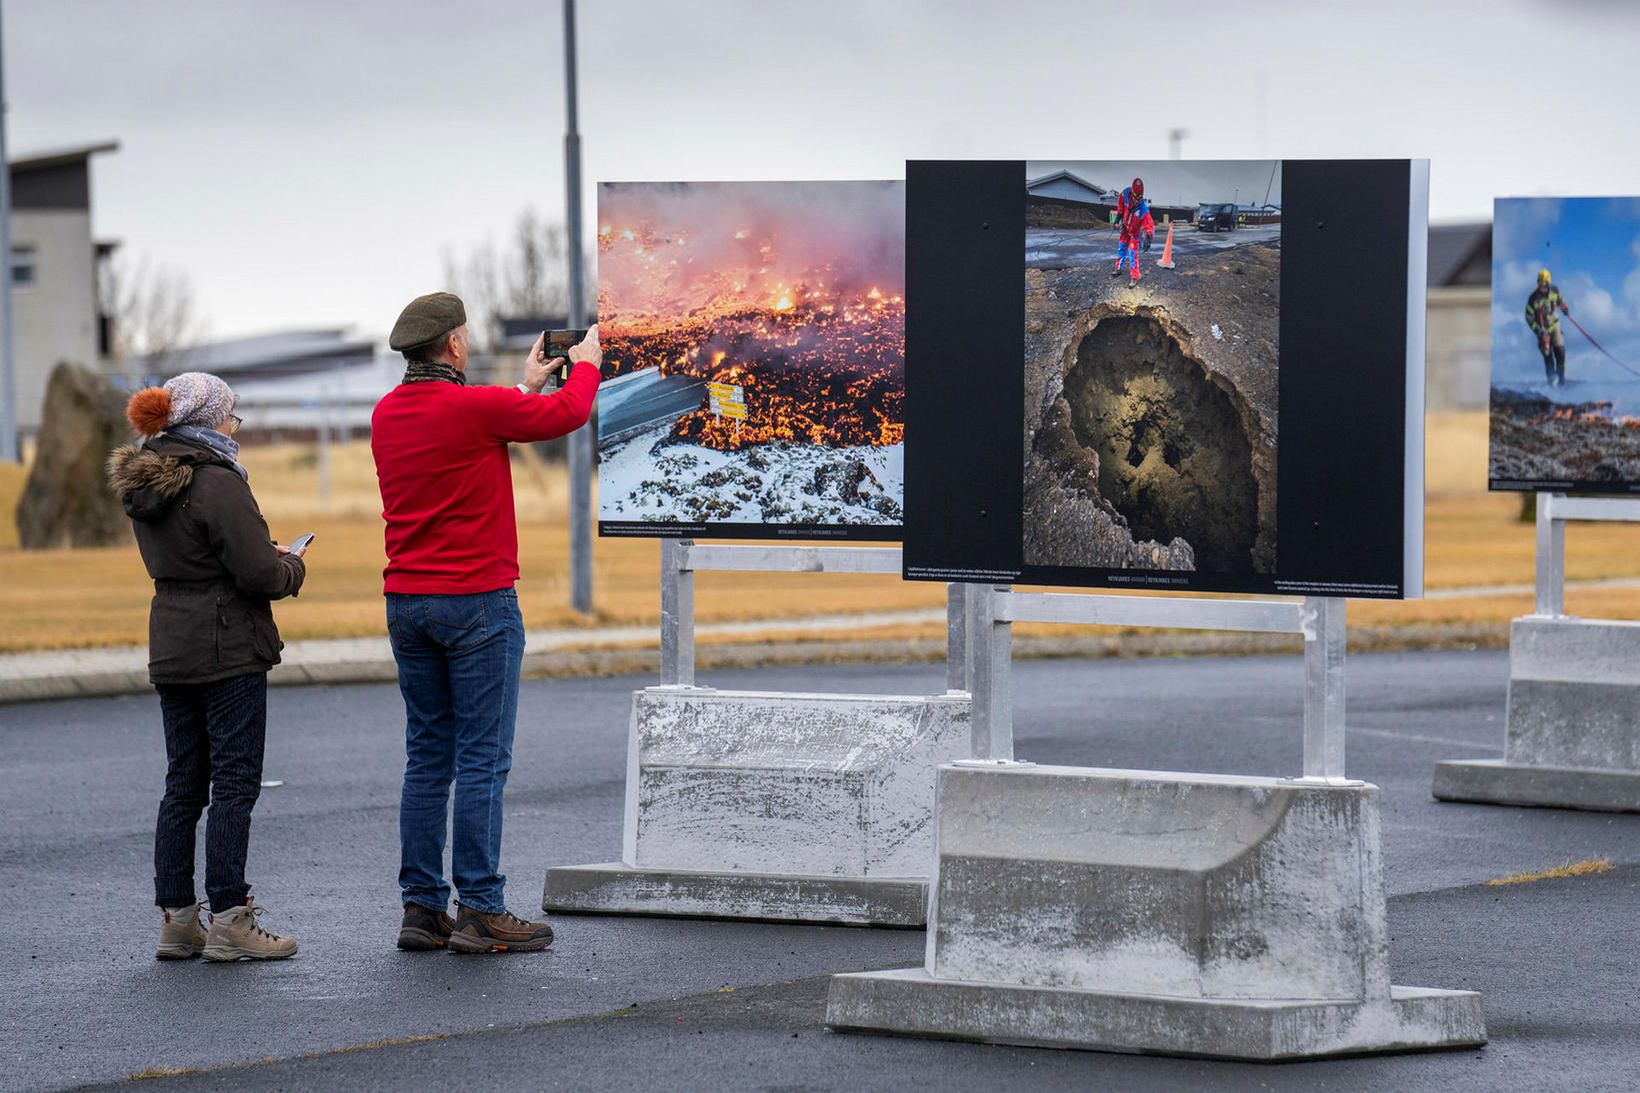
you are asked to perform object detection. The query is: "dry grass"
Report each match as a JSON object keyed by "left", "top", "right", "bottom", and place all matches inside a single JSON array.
[
  {"left": 0, "top": 441, "right": 942, "bottom": 652},
  {"left": 1486, "top": 858, "right": 1614, "bottom": 886},
  {"left": 7, "top": 411, "right": 1640, "bottom": 653},
  {"left": 0, "top": 458, "right": 26, "bottom": 551}
]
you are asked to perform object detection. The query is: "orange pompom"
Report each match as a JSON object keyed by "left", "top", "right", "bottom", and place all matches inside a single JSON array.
[{"left": 126, "top": 387, "right": 172, "bottom": 436}]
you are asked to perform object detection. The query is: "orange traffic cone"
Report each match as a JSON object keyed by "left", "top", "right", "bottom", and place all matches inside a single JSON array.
[{"left": 1157, "top": 222, "right": 1176, "bottom": 269}]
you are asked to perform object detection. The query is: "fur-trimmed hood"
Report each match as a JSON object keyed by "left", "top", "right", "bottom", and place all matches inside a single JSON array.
[{"left": 107, "top": 437, "right": 227, "bottom": 522}]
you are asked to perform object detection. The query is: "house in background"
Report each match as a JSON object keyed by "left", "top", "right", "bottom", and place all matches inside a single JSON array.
[
  {"left": 1025, "top": 169, "right": 1109, "bottom": 206},
  {"left": 7, "top": 141, "right": 120, "bottom": 438},
  {"left": 1426, "top": 222, "right": 1491, "bottom": 411}
]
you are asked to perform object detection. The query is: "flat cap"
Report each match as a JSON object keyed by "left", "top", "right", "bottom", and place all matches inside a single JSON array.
[{"left": 389, "top": 292, "right": 467, "bottom": 351}]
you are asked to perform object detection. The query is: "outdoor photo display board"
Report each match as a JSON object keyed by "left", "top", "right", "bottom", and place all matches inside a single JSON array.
[
  {"left": 596, "top": 180, "right": 905, "bottom": 539},
  {"left": 1489, "top": 196, "right": 1640, "bottom": 492},
  {"left": 903, "top": 159, "right": 1428, "bottom": 599}
]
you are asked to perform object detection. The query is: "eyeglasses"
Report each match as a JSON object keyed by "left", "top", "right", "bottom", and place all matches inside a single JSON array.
[{"left": 227, "top": 414, "right": 244, "bottom": 435}]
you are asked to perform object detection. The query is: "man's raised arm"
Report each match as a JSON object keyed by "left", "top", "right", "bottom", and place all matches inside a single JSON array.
[{"left": 478, "top": 326, "right": 603, "bottom": 444}]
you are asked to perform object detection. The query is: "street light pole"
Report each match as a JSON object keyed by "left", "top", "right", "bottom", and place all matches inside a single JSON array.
[
  {"left": 563, "top": 0, "right": 594, "bottom": 613},
  {"left": 0, "top": 0, "right": 19, "bottom": 463}
]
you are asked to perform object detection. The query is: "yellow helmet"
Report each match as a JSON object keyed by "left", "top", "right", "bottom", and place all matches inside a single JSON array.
[{"left": 1538, "top": 268, "right": 1552, "bottom": 285}]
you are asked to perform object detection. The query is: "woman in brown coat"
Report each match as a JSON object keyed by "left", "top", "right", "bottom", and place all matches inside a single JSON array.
[{"left": 108, "top": 372, "right": 309, "bottom": 962}]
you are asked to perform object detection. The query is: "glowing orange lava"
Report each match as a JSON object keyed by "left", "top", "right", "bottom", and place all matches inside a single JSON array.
[{"left": 597, "top": 196, "right": 904, "bottom": 452}]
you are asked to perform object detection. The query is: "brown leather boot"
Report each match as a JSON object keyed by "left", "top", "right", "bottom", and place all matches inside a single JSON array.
[
  {"left": 447, "top": 905, "right": 554, "bottom": 954},
  {"left": 156, "top": 902, "right": 207, "bottom": 960},
  {"left": 397, "top": 903, "right": 456, "bottom": 951}
]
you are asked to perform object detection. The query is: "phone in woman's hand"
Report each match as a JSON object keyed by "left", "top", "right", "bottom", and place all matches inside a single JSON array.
[{"left": 288, "top": 533, "right": 315, "bottom": 555}]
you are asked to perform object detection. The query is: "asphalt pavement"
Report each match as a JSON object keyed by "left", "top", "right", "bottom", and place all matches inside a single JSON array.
[
  {"left": 3, "top": 650, "right": 1637, "bottom": 1091},
  {"left": 597, "top": 369, "right": 708, "bottom": 442}
]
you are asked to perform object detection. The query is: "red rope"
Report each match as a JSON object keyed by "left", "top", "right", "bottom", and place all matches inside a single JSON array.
[{"left": 1565, "top": 312, "right": 1640, "bottom": 379}]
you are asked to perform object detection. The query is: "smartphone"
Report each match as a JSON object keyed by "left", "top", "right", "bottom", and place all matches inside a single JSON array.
[
  {"left": 288, "top": 532, "right": 316, "bottom": 554},
  {"left": 543, "top": 329, "right": 587, "bottom": 388}
]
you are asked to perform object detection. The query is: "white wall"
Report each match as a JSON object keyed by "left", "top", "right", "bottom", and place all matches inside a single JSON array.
[
  {"left": 1426, "top": 286, "right": 1491, "bottom": 411},
  {"left": 10, "top": 208, "right": 99, "bottom": 433}
]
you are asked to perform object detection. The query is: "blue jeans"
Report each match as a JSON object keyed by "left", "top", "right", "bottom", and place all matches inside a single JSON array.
[{"left": 386, "top": 588, "right": 525, "bottom": 914}]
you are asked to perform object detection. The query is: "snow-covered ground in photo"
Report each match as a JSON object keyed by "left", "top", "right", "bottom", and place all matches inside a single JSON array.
[{"left": 599, "top": 423, "right": 904, "bottom": 527}]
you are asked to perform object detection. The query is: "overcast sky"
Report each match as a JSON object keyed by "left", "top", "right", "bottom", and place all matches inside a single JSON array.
[{"left": 9, "top": 0, "right": 1638, "bottom": 343}]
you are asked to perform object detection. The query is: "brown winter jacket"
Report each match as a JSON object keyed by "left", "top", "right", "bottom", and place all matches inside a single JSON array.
[{"left": 107, "top": 435, "right": 305, "bottom": 685}]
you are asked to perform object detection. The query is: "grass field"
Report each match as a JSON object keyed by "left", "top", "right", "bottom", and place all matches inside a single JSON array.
[{"left": 3, "top": 410, "right": 1640, "bottom": 654}]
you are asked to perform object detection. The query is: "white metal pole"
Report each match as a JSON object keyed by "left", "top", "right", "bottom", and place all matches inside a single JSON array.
[
  {"left": 317, "top": 383, "right": 332, "bottom": 511},
  {"left": 658, "top": 538, "right": 694, "bottom": 686},
  {"left": 1301, "top": 597, "right": 1348, "bottom": 780},
  {"left": 0, "top": 0, "right": 19, "bottom": 462},
  {"left": 1534, "top": 492, "right": 1564, "bottom": 617},
  {"left": 563, "top": 0, "right": 593, "bottom": 613}
]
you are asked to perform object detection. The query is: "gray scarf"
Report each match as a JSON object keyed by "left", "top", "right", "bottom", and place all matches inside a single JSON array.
[
  {"left": 166, "top": 424, "right": 249, "bottom": 481},
  {"left": 402, "top": 361, "right": 467, "bottom": 386}
]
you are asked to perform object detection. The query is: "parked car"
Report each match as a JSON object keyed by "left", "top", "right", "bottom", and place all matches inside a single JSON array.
[{"left": 1196, "top": 203, "right": 1238, "bottom": 232}]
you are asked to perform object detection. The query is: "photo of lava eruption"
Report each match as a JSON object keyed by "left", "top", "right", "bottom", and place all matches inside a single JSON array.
[{"left": 596, "top": 181, "right": 905, "bottom": 535}]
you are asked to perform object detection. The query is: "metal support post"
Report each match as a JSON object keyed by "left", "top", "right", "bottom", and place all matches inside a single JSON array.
[
  {"left": 945, "top": 582, "right": 970, "bottom": 694},
  {"left": 0, "top": 0, "right": 18, "bottom": 462},
  {"left": 968, "top": 586, "right": 1014, "bottom": 761},
  {"left": 658, "top": 538, "right": 695, "bottom": 687},
  {"left": 1535, "top": 491, "right": 1565, "bottom": 617},
  {"left": 1301, "top": 596, "right": 1347, "bottom": 781},
  {"left": 562, "top": 0, "right": 594, "bottom": 614}
]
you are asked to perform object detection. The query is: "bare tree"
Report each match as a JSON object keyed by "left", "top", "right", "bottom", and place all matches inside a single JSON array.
[
  {"left": 503, "top": 208, "right": 568, "bottom": 319},
  {"left": 443, "top": 240, "right": 502, "bottom": 353},
  {"left": 443, "top": 208, "right": 590, "bottom": 355},
  {"left": 101, "top": 256, "right": 205, "bottom": 378}
]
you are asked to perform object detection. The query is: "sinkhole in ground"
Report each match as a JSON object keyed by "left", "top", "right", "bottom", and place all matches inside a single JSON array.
[{"left": 1064, "top": 314, "right": 1258, "bottom": 571}]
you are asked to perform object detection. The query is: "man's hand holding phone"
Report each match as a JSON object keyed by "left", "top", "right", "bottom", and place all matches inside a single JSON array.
[
  {"left": 522, "top": 333, "right": 552, "bottom": 394},
  {"left": 525, "top": 325, "right": 601, "bottom": 393}
]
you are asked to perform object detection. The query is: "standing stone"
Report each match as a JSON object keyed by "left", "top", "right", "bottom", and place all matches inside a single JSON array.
[{"left": 16, "top": 362, "right": 133, "bottom": 549}]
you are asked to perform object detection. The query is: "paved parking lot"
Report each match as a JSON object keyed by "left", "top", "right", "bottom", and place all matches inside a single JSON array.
[{"left": 3, "top": 650, "right": 1636, "bottom": 1091}]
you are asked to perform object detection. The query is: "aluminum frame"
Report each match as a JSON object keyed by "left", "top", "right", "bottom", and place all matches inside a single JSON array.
[
  {"left": 656, "top": 540, "right": 972, "bottom": 696},
  {"left": 968, "top": 587, "right": 1350, "bottom": 780},
  {"left": 1534, "top": 492, "right": 1640, "bottom": 617}
]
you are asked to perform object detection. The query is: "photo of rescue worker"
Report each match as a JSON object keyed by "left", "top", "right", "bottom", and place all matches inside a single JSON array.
[
  {"left": 1489, "top": 196, "right": 1640, "bottom": 491},
  {"left": 1023, "top": 160, "right": 1281, "bottom": 577},
  {"left": 1526, "top": 268, "right": 1570, "bottom": 386},
  {"left": 1111, "top": 177, "right": 1155, "bottom": 282}
]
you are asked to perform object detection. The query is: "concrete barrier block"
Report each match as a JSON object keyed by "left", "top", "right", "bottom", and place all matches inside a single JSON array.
[
  {"left": 1433, "top": 617, "right": 1640, "bottom": 812},
  {"left": 826, "top": 971, "right": 1486, "bottom": 1060},
  {"left": 927, "top": 766, "right": 1388, "bottom": 1002},
  {"left": 625, "top": 688, "right": 970, "bottom": 877},
  {"left": 828, "top": 763, "right": 1485, "bottom": 1058},
  {"left": 544, "top": 687, "right": 970, "bottom": 925}
]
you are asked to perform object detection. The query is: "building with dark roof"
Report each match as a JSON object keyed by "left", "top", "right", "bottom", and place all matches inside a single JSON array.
[{"left": 7, "top": 141, "right": 120, "bottom": 437}]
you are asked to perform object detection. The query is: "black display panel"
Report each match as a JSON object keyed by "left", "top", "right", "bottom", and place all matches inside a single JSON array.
[{"left": 903, "top": 159, "right": 1427, "bottom": 599}]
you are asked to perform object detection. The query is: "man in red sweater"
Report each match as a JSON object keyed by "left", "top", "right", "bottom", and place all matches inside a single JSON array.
[{"left": 372, "top": 291, "right": 599, "bottom": 954}]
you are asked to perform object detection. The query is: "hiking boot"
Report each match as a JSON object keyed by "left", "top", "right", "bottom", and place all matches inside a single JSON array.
[
  {"left": 202, "top": 899, "right": 298, "bottom": 962},
  {"left": 448, "top": 905, "right": 554, "bottom": 954},
  {"left": 156, "top": 902, "right": 207, "bottom": 960},
  {"left": 398, "top": 903, "right": 456, "bottom": 951}
]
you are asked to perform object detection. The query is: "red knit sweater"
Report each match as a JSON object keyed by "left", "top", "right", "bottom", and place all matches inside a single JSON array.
[{"left": 371, "top": 363, "right": 600, "bottom": 594}]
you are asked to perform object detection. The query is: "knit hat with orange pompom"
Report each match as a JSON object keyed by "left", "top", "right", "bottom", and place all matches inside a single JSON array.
[{"left": 125, "top": 372, "right": 237, "bottom": 437}]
